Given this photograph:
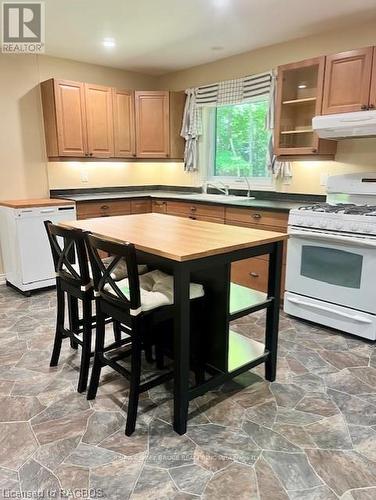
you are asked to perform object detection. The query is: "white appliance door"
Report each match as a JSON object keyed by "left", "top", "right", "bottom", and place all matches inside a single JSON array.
[
  {"left": 285, "top": 228, "right": 376, "bottom": 314},
  {"left": 16, "top": 206, "right": 76, "bottom": 284}
]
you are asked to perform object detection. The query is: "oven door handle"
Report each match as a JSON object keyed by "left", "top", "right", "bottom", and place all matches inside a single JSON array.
[
  {"left": 289, "top": 229, "right": 376, "bottom": 248},
  {"left": 286, "top": 296, "right": 372, "bottom": 324}
]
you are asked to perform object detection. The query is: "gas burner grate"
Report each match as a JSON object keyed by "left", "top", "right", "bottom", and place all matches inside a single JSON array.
[{"left": 298, "top": 203, "right": 357, "bottom": 213}]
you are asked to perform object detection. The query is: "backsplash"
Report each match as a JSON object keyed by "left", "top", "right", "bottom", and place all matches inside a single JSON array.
[{"left": 47, "top": 138, "right": 376, "bottom": 195}]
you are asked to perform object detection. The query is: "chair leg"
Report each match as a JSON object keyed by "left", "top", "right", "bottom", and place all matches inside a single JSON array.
[
  {"left": 50, "top": 284, "right": 65, "bottom": 367},
  {"left": 87, "top": 305, "right": 105, "bottom": 400},
  {"left": 144, "top": 341, "right": 154, "bottom": 364},
  {"left": 155, "top": 343, "right": 165, "bottom": 370},
  {"left": 113, "top": 320, "right": 122, "bottom": 344},
  {"left": 77, "top": 297, "right": 92, "bottom": 393},
  {"left": 143, "top": 316, "right": 154, "bottom": 364},
  {"left": 68, "top": 295, "right": 79, "bottom": 350},
  {"left": 125, "top": 332, "right": 142, "bottom": 436}
]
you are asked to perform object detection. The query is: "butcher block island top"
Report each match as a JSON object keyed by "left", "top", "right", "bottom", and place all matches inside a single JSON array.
[
  {"left": 62, "top": 213, "right": 287, "bottom": 262},
  {"left": 0, "top": 198, "right": 74, "bottom": 208}
]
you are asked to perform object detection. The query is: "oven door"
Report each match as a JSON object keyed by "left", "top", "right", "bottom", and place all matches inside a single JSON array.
[{"left": 285, "top": 227, "right": 376, "bottom": 314}]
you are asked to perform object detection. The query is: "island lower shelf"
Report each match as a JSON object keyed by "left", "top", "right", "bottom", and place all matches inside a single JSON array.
[{"left": 228, "top": 330, "right": 266, "bottom": 372}]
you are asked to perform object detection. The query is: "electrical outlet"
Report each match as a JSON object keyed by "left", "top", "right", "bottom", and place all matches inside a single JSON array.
[
  {"left": 81, "top": 170, "right": 89, "bottom": 183},
  {"left": 320, "top": 173, "right": 328, "bottom": 187}
]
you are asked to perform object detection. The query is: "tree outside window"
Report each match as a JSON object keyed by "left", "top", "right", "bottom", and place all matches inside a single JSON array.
[{"left": 214, "top": 99, "right": 270, "bottom": 180}]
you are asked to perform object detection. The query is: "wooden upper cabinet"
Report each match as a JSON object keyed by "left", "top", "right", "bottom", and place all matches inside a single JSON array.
[
  {"left": 112, "top": 89, "right": 136, "bottom": 158},
  {"left": 322, "top": 47, "right": 373, "bottom": 114},
  {"left": 369, "top": 47, "right": 376, "bottom": 109},
  {"left": 135, "top": 91, "right": 170, "bottom": 158},
  {"left": 274, "top": 57, "right": 336, "bottom": 157},
  {"left": 41, "top": 79, "right": 87, "bottom": 157},
  {"left": 84, "top": 83, "right": 114, "bottom": 158}
]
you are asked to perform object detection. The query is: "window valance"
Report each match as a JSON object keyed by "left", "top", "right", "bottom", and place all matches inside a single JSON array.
[{"left": 195, "top": 71, "right": 272, "bottom": 107}]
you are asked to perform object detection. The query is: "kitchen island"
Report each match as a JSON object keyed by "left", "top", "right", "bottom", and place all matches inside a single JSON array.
[{"left": 63, "top": 213, "right": 287, "bottom": 434}]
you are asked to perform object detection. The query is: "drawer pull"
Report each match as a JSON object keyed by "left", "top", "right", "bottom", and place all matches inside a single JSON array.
[
  {"left": 101, "top": 205, "right": 109, "bottom": 210},
  {"left": 190, "top": 206, "right": 197, "bottom": 211},
  {"left": 249, "top": 272, "right": 259, "bottom": 278},
  {"left": 252, "top": 213, "right": 262, "bottom": 220}
]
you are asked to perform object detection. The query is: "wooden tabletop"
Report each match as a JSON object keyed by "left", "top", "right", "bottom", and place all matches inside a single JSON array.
[
  {"left": 62, "top": 213, "right": 287, "bottom": 262},
  {"left": 0, "top": 198, "right": 74, "bottom": 208}
]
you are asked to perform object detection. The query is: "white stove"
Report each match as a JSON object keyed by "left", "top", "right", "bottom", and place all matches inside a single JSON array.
[
  {"left": 284, "top": 172, "right": 376, "bottom": 340},
  {"left": 289, "top": 203, "right": 376, "bottom": 235}
]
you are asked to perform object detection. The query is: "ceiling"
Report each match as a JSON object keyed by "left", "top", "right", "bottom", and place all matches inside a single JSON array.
[{"left": 44, "top": 0, "right": 376, "bottom": 75}]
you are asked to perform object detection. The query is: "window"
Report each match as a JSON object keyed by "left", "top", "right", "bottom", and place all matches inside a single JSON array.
[{"left": 204, "top": 98, "right": 272, "bottom": 188}]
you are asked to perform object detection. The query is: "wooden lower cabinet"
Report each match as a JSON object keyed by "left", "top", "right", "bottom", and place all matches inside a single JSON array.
[
  {"left": 152, "top": 199, "right": 167, "bottom": 213},
  {"left": 188, "top": 215, "right": 224, "bottom": 224},
  {"left": 165, "top": 200, "right": 225, "bottom": 220},
  {"left": 231, "top": 257, "right": 286, "bottom": 294},
  {"left": 130, "top": 199, "right": 151, "bottom": 214},
  {"left": 76, "top": 198, "right": 152, "bottom": 219}
]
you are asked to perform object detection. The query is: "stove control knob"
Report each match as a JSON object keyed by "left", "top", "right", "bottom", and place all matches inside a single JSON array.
[
  {"left": 351, "top": 225, "right": 359, "bottom": 232},
  {"left": 306, "top": 219, "right": 314, "bottom": 226},
  {"left": 364, "top": 225, "right": 372, "bottom": 233},
  {"left": 334, "top": 222, "right": 343, "bottom": 230},
  {"left": 319, "top": 221, "right": 327, "bottom": 228}
]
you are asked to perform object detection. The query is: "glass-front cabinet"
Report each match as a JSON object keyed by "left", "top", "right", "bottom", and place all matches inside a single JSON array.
[{"left": 274, "top": 57, "right": 336, "bottom": 158}]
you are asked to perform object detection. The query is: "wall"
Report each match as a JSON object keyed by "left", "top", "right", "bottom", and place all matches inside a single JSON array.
[
  {"left": 0, "top": 53, "right": 157, "bottom": 275},
  {"left": 157, "top": 21, "right": 376, "bottom": 90},
  {"left": 47, "top": 161, "right": 201, "bottom": 189}
]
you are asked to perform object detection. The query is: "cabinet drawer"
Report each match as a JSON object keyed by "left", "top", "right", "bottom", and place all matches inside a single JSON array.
[
  {"left": 188, "top": 215, "right": 224, "bottom": 224},
  {"left": 152, "top": 199, "right": 167, "bottom": 213},
  {"left": 226, "top": 207, "right": 288, "bottom": 228},
  {"left": 131, "top": 199, "right": 151, "bottom": 214},
  {"left": 76, "top": 200, "right": 131, "bottom": 219},
  {"left": 231, "top": 257, "right": 286, "bottom": 294},
  {"left": 166, "top": 201, "right": 225, "bottom": 219}
]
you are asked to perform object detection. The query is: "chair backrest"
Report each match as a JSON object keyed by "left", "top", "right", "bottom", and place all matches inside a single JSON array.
[
  {"left": 85, "top": 233, "right": 142, "bottom": 316},
  {"left": 44, "top": 221, "right": 91, "bottom": 290}
]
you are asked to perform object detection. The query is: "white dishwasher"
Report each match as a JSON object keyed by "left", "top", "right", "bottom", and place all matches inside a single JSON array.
[{"left": 0, "top": 202, "right": 76, "bottom": 295}]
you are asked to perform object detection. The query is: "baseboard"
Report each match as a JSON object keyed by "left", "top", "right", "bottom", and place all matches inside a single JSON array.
[{"left": 0, "top": 274, "right": 6, "bottom": 285}]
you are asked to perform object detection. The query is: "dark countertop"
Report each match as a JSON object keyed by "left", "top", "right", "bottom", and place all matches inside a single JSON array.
[{"left": 54, "top": 189, "right": 320, "bottom": 213}]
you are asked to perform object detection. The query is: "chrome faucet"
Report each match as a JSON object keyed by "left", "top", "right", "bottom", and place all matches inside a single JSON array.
[
  {"left": 235, "top": 176, "right": 252, "bottom": 198},
  {"left": 202, "top": 181, "right": 229, "bottom": 196},
  {"left": 243, "top": 176, "right": 252, "bottom": 198}
]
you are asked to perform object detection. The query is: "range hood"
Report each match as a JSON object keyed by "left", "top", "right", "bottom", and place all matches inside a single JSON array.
[{"left": 312, "top": 110, "right": 376, "bottom": 139}]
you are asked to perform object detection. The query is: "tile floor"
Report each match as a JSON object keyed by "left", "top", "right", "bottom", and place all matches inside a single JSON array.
[{"left": 0, "top": 284, "right": 376, "bottom": 499}]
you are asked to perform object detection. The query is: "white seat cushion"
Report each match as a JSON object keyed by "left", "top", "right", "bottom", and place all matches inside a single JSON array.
[
  {"left": 104, "top": 269, "right": 205, "bottom": 312},
  {"left": 69, "top": 258, "right": 147, "bottom": 281},
  {"left": 101, "top": 257, "right": 148, "bottom": 281}
]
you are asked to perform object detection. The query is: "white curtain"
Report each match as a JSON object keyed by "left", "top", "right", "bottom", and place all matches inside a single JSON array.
[{"left": 266, "top": 71, "right": 292, "bottom": 182}]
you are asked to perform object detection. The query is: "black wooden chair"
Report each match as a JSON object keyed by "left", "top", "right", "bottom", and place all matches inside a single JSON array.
[
  {"left": 85, "top": 233, "right": 205, "bottom": 436},
  {"left": 45, "top": 221, "right": 99, "bottom": 393}
]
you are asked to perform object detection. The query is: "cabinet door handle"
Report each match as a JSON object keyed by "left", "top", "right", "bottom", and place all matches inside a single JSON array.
[
  {"left": 311, "top": 148, "right": 317, "bottom": 153},
  {"left": 101, "top": 205, "right": 109, "bottom": 210},
  {"left": 249, "top": 272, "right": 259, "bottom": 278},
  {"left": 361, "top": 104, "right": 368, "bottom": 110},
  {"left": 252, "top": 213, "right": 262, "bottom": 220},
  {"left": 190, "top": 206, "right": 197, "bottom": 211}
]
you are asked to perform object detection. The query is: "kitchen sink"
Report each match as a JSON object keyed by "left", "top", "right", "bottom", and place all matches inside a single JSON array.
[{"left": 183, "top": 193, "right": 255, "bottom": 202}]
